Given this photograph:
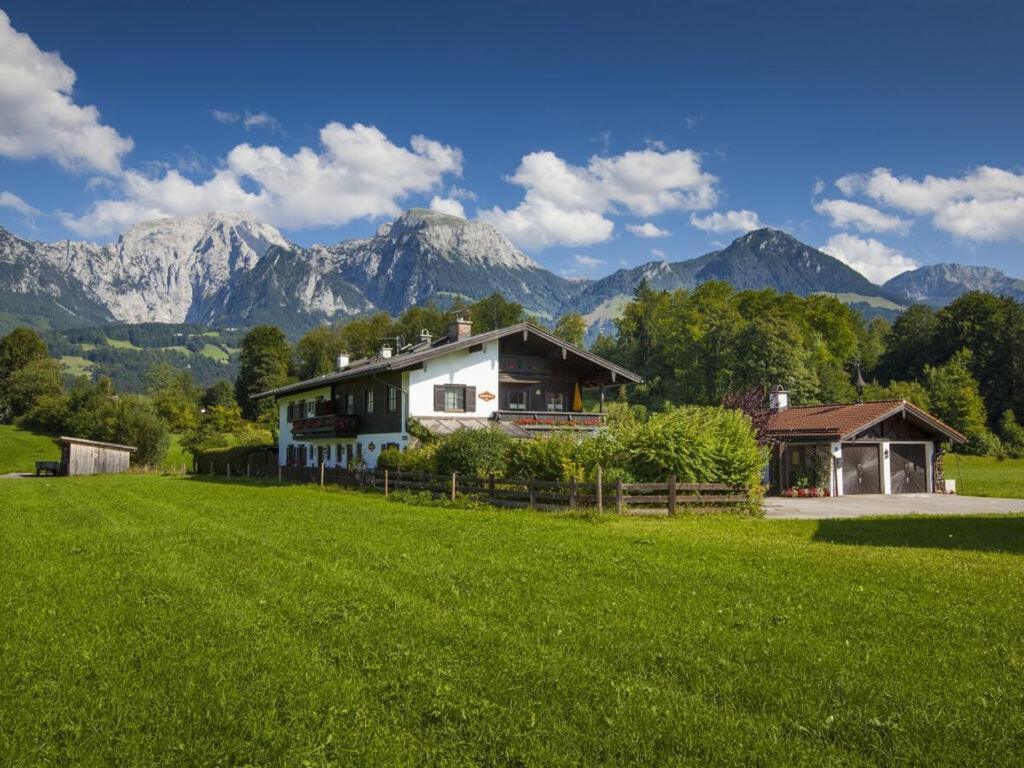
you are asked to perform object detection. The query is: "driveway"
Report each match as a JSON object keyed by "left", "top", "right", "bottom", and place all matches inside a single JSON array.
[{"left": 765, "top": 493, "right": 1024, "bottom": 519}]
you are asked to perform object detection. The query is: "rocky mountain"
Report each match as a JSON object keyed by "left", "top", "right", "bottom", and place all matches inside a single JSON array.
[
  {"left": 0, "top": 209, "right": 576, "bottom": 334},
  {"left": 323, "top": 208, "right": 576, "bottom": 318},
  {"left": 569, "top": 229, "right": 897, "bottom": 331},
  {"left": 4, "top": 210, "right": 1020, "bottom": 338},
  {"left": 883, "top": 263, "right": 1024, "bottom": 306},
  {"left": 0, "top": 213, "right": 294, "bottom": 329}
]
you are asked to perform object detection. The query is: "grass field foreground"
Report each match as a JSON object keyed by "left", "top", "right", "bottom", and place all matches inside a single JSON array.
[
  {"left": 0, "top": 424, "right": 59, "bottom": 474},
  {"left": 948, "top": 454, "right": 1024, "bottom": 498},
  {"left": 1, "top": 475, "right": 1023, "bottom": 766}
]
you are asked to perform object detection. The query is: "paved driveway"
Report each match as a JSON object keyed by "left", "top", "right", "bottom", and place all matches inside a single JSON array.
[{"left": 765, "top": 493, "right": 1024, "bottom": 519}]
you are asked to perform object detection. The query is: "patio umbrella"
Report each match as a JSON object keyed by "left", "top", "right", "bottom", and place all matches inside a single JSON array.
[{"left": 572, "top": 381, "right": 583, "bottom": 412}]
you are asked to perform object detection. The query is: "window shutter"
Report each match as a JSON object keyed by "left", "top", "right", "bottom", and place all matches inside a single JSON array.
[
  {"left": 434, "top": 385, "right": 445, "bottom": 411},
  {"left": 464, "top": 386, "right": 476, "bottom": 412}
]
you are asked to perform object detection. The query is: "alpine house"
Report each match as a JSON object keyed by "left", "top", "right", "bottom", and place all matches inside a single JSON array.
[{"left": 254, "top": 317, "right": 641, "bottom": 469}]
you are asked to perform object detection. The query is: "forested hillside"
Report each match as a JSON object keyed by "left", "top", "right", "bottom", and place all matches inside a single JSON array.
[{"left": 42, "top": 323, "right": 241, "bottom": 393}]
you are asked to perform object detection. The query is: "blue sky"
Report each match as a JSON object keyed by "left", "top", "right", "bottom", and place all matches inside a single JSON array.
[{"left": 1, "top": 0, "right": 1022, "bottom": 283}]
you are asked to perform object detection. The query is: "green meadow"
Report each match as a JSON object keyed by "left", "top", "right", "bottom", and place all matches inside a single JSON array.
[
  {"left": 948, "top": 454, "right": 1024, "bottom": 498},
  {"left": 1, "top": 475, "right": 1022, "bottom": 766},
  {"left": 0, "top": 424, "right": 59, "bottom": 473}
]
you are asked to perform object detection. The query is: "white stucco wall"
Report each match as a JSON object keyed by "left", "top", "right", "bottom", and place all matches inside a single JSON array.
[
  {"left": 277, "top": 385, "right": 332, "bottom": 465},
  {"left": 407, "top": 341, "right": 500, "bottom": 418}
]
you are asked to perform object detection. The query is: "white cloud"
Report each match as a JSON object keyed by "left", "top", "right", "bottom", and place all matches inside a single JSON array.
[
  {"left": 835, "top": 166, "right": 1024, "bottom": 241},
  {"left": 820, "top": 233, "right": 919, "bottom": 284},
  {"left": 0, "top": 10, "right": 133, "bottom": 174},
  {"left": 243, "top": 111, "right": 280, "bottom": 131},
  {"left": 481, "top": 197, "right": 615, "bottom": 250},
  {"left": 813, "top": 198, "right": 911, "bottom": 234},
  {"left": 573, "top": 254, "right": 604, "bottom": 269},
  {"left": 210, "top": 109, "right": 281, "bottom": 132},
  {"left": 689, "top": 209, "right": 763, "bottom": 233},
  {"left": 0, "top": 190, "right": 41, "bottom": 219},
  {"left": 626, "top": 222, "right": 670, "bottom": 238},
  {"left": 650, "top": 248, "right": 667, "bottom": 259},
  {"left": 812, "top": 178, "right": 826, "bottom": 196},
  {"left": 209, "top": 109, "right": 240, "bottom": 124},
  {"left": 429, "top": 195, "right": 465, "bottom": 218},
  {"left": 62, "top": 122, "right": 463, "bottom": 236},
  {"left": 481, "top": 146, "right": 718, "bottom": 249}
]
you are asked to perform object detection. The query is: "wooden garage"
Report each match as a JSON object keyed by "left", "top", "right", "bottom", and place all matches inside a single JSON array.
[
  {"left": 57, "top": 436, "right": 137, "bottom": 476},
  {"left": 765, "top": 398, "right": 965, "bottom": 496}
]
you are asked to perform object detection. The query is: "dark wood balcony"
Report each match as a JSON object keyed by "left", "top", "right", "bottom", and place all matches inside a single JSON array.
[
  {"left": 493, "top": 410, "right": 606, "bottom": 430},
  {"left": 292, "top": 414, "right": 360, "bottom": 439}
]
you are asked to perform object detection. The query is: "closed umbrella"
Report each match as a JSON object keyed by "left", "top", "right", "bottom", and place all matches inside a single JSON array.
[{"left": 572, "top": 381, "right": 583, "bottom": 412}]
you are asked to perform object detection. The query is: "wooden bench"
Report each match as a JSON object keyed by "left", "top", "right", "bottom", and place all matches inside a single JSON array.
[{"left": 35, "top": 461, "right": 60, "bottom": 477}]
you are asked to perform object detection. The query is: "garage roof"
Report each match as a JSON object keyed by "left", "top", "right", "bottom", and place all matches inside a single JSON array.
[{"left": 766, "top": 400, "right": 966, "bottom": 443}]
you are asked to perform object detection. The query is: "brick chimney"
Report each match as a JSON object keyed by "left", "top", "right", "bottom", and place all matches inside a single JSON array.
[{"left": 448, "top": 315, "right": 472, "bottom": 342}]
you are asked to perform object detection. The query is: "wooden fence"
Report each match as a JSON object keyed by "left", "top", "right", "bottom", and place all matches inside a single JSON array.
[{"left": 205, "top": 458, "right": 754, "bottom": 515}]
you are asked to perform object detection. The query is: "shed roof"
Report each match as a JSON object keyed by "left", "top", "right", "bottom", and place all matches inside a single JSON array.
[
  {"left": 254, "top": 322, "right": 642, "bottom": 400},
  {"left": 766, "top": 400, "right": 965, "bottom": 443},
  {"left": 56, "top": 436, "right": 138, "bottom": 451}
]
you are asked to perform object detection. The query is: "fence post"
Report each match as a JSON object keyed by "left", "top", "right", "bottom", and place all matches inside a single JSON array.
[
  {"left": 384, "top": 469, "right": 389, "bottom": 498},
  {"left": 209, "top": 460, "right": 213, "bottom": 476},
  {"left": 596, "top": 465, "right": 603, "bottom": 512},
  {"left": 450, "top": 472, "right": 457, "bottom": 501},
  {"left": 616, "top": 478, "right": 624, "bottom": 514},
  {"left": 278, "top": 464, "right": 282, "bottom": 483},
  {"left": 668, "top": 475, "right": 677, "bottom": 516},
  {"left": 488, "top": 473, "right": 495, "bottom": 504},
  {"left": 528, "top": 480, "right": 536, "bottom": 508},
  {"left": 246, "top": 462, "right": 251, "bottom": 479},
  {"left": 320, "top": 462, "right": 325, "bottom": 488},
  {"left": 226, "top": 462, "right": 231, "bottom": 479},
  {"left": 569, "top": 477, "right": 577, "bottom": 510}
]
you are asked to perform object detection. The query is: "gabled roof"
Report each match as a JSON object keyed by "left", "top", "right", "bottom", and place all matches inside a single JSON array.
[
  {"left": 254, "top": 322, "right": 642, "bottom": 400},
  {"left": 766, "top": 400, "right": 966, "bottom": 443}
]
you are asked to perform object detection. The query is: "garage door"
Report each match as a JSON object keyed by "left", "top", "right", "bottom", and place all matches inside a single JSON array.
[
  {"left": 890, "top": 443, "right": 927, "bottom": 494},
  {"left": 842, "top": 444, "right": 881, "bottom": 495}
]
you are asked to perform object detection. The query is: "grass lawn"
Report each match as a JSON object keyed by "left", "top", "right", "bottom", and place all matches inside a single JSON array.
[
  {"left": 0, "top": 424, "right": 58, "bottom": 473},
  {"left": 159, "top": 432, "right": 193, "bottom": 473},
  {"left": 199, "top": 342, "right": 230, "bottom": 361},
  {"left": 60, "top": 354, "right": 94, "bottom": 377},
  {"left": 948, "top": 454, "right": 1024, "bottom": 498},
  {"left": 1, "top": 476, "right": 1023, "bottom": 766}
]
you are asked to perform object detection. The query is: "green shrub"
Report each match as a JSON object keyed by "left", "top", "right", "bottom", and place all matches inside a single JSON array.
[
  {"left": 625, "top": 405, "right": 766, "bottom": 487},
  {"left": 999, "top": 410, "right": 1024, "bottom": 459},
  {"left": 505, "top": 431, "right": 629, "bottom": 481},
  {"left": 377, "top": 444, "right": 437, "bottom": 473},
  {"left": 433, "top": 428, "right": 512, "bottom": 477}
]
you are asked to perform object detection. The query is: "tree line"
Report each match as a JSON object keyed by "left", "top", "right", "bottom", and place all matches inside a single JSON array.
[
  {"left": 4, "top": 285, "right": 1022, "bottom": 467},
  {"left": 593, "top": 281, "right": 1024, "bottom": 455}
]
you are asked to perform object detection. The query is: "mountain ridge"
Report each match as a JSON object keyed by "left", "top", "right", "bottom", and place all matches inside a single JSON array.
[{"left": 2, "top": 210, "right": 1018, "bottom": 337}]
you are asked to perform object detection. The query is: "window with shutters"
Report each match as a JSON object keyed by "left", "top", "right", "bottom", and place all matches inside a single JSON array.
[
  {"left": 364, "top": 388, "right": 374, "bottom": 415},
  {"left": 386, "top": 386, "right": 399, "bottom": 413},
  {"left": 306, "top": 400, "right": 316, "bottom": 417},
  {"left": 434, "top": 384, "right": 475, "bottom": 413},
  {"left": 344, "top": 392, "right": 354, "bottom": 414},
  {"left": 444, "top": 386, "right": 464, "bottom": 412}
]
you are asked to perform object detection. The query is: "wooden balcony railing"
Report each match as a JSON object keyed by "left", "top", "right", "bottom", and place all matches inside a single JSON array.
[
  {"left": 493, "top": 410, "right": 606, "bottom": 429},
  {"left": 292, "top": 414, "right": 360, "bottom": 439}
]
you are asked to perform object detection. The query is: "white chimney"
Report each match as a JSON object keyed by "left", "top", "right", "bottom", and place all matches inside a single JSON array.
[
  {"left": 336, "top": 353, "right": 349, "bottom": 370},
  {"left": 769, "top": 385, "right": 789, "bottom": 412},
  {"left": 420, "top": 328, "right": 432, "bottom": 345},
  {"left": 380, "top": 344, "right": 393, "bottom": 359}
]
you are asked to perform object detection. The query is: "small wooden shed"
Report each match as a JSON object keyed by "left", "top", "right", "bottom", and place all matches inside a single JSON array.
[{"left": 56, "top": 436, "right": 137, "bottom": 476}]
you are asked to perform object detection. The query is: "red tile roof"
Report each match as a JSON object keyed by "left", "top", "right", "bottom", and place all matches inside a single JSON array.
[{"left": 766, "top": 400, "right": 965, "bottom": 442}]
